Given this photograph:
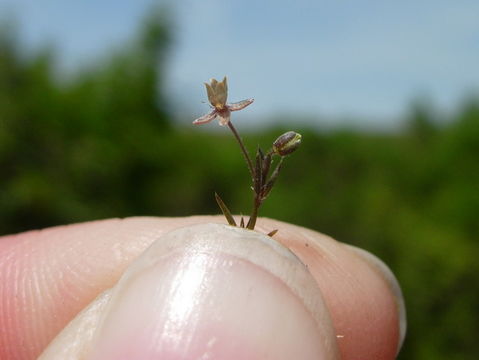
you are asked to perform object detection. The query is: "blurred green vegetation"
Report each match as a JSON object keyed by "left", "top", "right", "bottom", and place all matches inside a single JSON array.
[{"left": 1, "top": 13, "right": 478, "bottom": 360}]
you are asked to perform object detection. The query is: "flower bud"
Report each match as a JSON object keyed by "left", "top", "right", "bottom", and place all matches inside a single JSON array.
[{"left": 273, "top": 131, "right": 302, "bottom": 156}]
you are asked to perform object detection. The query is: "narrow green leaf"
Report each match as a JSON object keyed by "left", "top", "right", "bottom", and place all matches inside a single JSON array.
[
  {"left": 215, "top": 192, "right": 237, "bottom": 226},
  {"left": 254, "top": 147, "right": 263, "bottom": 194},
  {"left": 240, "top": 216, "right": 245, "bottom": 228},
  {"left": 262, "top": 151, "right": 272, "bottom": 183},
  {"left": 262, "top": 157, "right": 284, "bottom": 199},
  {"left": 258, "top": 146, "right": 265, "bottom": 160},
  {"left": 267, "top": 229, "right": 278, "bottom": 237}
]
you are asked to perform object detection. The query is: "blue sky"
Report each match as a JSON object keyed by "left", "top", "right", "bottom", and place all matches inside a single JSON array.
[{"left": 1, "top": 0, "right": 478, "bottom": 129}]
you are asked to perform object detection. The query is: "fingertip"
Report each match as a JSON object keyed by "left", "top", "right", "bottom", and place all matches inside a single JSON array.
[
  {"left": 41, "top": 224, "right": 340, "bottom": 360},
  {"left": 88, "top": 223, "right": 339, "bottom": 360},
  {"left": 2, "top": 217, "right": 405, "bottom": 360}
]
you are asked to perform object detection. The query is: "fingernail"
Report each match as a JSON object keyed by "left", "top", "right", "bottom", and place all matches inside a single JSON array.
[
  {"left": 345, "top": 245, "right": 407, "bottom": 355},
  {"left": 88, "top": 224, "right": 339, "bottom": 360}
]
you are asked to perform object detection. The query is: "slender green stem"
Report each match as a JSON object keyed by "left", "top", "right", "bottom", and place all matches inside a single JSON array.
[
  {"left": 247, "top": 156, "right": 284, "bottom": 229},
  {"left": 247, "top": 195, "right": 261, "bottom": 230},
  {"left": 227, "top": 121, "right": 254, "bottom": 178}
]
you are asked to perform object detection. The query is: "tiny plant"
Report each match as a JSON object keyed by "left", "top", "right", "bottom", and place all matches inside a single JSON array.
[{"left": 193, "top": 76, "right": 301, "bottom": 234}]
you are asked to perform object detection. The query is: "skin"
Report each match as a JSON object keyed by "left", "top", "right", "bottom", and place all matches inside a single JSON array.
[{"left": 0, "top": 216, "right": 405, "bottom": 359}]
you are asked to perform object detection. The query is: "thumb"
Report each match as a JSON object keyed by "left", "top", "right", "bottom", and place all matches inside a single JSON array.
[{"left": 39, "top": 223, "right": 339, "bottom": 360}]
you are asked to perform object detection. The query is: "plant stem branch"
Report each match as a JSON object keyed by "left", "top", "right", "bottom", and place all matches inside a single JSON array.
[
  {"left": 246, "top": 195, "right": 261, "bottom": 230},
  {"left": 227, "top": 121, "right": 254, "bottom": 178}
]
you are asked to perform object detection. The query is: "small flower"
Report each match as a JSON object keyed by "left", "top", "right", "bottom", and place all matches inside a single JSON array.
[
  {"left": 272, "top": 131, "right": 302, "bottom": 156},
  {"left": 193, "top": 76, "right": 254, "bottom": 126}
]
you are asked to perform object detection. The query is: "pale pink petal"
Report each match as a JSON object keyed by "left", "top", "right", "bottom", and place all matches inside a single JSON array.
[
  {"left": 228, "top": 98, "right": 254, "bottom": 112},
  {"left": 193, "top": 110, "right": 217, "bottom": 125}
]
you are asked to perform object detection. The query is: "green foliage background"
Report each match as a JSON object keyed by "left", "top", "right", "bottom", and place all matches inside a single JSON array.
[{"left": 1, "top": 14, "right": 478, "bottom": 359}]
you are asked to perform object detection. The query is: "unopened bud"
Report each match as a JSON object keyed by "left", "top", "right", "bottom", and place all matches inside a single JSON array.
[{"left": 273, "top": 131, "right": 302, "bottom": 156}]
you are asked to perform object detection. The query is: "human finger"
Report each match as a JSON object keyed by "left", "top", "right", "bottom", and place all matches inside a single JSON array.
[
  {"left": 40, "top": 223, "right": 340, "bottom": 359},
  {"left": 0, "top": 216, "right": 405, "bottom": 359}
]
